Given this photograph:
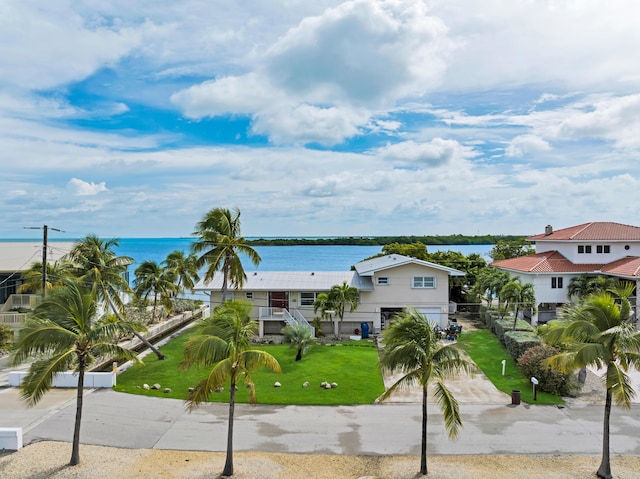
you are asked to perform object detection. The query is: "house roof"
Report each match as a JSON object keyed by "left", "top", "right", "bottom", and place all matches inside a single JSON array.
[
  {"left": 0, "top": 242, "right": 75, "bottom": 273},
  {"left": 354, "top": 254, "right": 465, "bottom": 277},
  {"left": 528, "top": 222, "right": 640, "bottom": 241},
  {"left": 194, "top": 271, "right": 375, "bottom": 292},
  {"left": 492, "top": 251, "right": 640, "bottom": 278}
]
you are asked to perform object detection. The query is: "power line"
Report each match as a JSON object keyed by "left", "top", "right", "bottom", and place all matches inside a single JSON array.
[{"left": 23, "top": 225, "right": 64, "bottom": 297}]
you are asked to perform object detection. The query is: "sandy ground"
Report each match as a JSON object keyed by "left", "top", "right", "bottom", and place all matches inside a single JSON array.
[{"left": 2, "top": 442, "right": 640, "bottom": 479}]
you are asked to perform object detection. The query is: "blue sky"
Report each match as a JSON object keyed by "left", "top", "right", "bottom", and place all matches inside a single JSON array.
[{"left": 2, "top": 0, "right": 639, "bottom": 239}]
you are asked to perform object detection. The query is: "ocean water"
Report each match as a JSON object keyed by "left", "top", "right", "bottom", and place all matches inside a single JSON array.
[{"left": 112, "top": 238, "right": 493, "bottom": 272}]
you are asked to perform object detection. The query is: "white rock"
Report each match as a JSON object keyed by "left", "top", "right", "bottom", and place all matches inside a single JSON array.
[
  {"left": 143, "top": 384, "right": 150, "bottom": 390},
  {"left": 163, "top": 388, "right": 172, "bottom": 393},
  {"left": 274, "top": 381, "right": 282, "bottom": 387},
  {"left": 331, "top": 382, "right": 338, "bottom": 388},
  {"left": 324, "top": 383, "right": 332, "bottom": 389},
  {"left": 302, "top": 381, "right": 310, "bottom": 388},
  {"left": 151, "top": 383, "right": 161, "bottom": 390},
  {"left": 320, "top": 381, "right": 327, "bottom": 388}
]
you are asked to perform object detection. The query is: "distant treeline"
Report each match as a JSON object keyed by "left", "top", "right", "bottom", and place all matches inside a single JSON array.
[{"left": 247, "top": 235, "right": 526, "bottom": 246}]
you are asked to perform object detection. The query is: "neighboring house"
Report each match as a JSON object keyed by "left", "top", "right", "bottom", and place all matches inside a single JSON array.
[
  {"left": 193, "top": 254, "right": 465, "bottom": 337},
  {"left": 492, "top": 222, "right": 640, "bottom": 325},
  {"left": 0, "top": 241, "right": 75, "bottom": 325}
]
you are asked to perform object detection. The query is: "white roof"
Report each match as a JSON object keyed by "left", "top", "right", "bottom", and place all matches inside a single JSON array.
[
  {"left": 194, "top": 271, "right": 374, "bottom": 292},
  {"left": 354, "top": 254, "right": 465, "bottom": 277},
  {"left": 0, "top": 242, "right": 75, "bottom": 273}
]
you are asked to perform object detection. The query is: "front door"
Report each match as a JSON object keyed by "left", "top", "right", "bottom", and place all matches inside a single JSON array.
[{"left": 269, "top": 291, "right": 289, "bottom": 309}]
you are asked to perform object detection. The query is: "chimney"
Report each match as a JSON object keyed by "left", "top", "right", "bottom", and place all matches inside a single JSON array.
[{"left": 545, "top": 225, "right": 553, "bottom": 236}]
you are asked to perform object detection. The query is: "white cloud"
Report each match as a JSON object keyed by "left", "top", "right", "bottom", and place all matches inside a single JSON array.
[
  {"left": 67, "top": 178, "right": 109, "bottom": 196},
  {"left": 505, "top": 135, "right": 551, "bottom": 158},
  {"left": 377, "top": 138, "right": 476, "bottom": 166}
]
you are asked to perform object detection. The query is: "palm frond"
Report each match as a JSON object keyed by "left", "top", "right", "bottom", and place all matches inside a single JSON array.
[
  {"left": 186, "top": 359, "right": 233, "bottom": 410},
  {"left": 433, "top": 381, "right": 462, "bottom": 439},
  {"left": 20, "top": 351, "right": 76, "bottom": 407}
]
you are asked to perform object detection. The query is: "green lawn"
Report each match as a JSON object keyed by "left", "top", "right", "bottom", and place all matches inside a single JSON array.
[
  {"left": 114, "top": 331, "right": 385, "bottom": 405},
  {"left": 457, "top": 329, "right": 564, "bottom": 405}
]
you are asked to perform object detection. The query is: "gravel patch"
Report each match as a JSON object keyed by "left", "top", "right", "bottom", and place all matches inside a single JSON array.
[{"left": 1, "top": 442, "right": 640, "bottom": 479}]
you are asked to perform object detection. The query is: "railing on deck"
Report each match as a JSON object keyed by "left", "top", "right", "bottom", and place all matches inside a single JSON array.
[{"left": 258, "top": 307, "right": 315, "bottom": 336}]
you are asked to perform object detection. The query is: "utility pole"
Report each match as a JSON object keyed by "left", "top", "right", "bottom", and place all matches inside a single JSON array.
[{"left": 24, "top": 224, "right": 63, "bottom": 297}]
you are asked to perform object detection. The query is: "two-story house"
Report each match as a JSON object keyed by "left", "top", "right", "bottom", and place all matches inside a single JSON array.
[
  {"left": 193, "top": 253, "right": 465, "bottom": 337},
  {"left": 492, "top": 222, "right": 640, "bottom": 324}
]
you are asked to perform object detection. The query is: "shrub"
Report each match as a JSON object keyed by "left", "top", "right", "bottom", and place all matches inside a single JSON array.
[
  {"left": 503, "top": 331, "right": 541, "bottom": 359},
  {"left": 493, "top": 319, "right": 534, "bottom": 343},
  {"left": 518, "top": 344, "right": 574, "bottom": 396},
  {"left": 0, "top": 324, "right": 14, "bottom": 348},
  {"left": 172, "top": 299, "right": 202, "bottom": 313}
]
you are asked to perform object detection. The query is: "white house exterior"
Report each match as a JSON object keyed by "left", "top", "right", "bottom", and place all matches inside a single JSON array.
[
  {"left": 492, "top": 222, "right": 640, "bottom": 324},
  {"left": 193, "top": 254, "right": 465, "bottom": 337}
]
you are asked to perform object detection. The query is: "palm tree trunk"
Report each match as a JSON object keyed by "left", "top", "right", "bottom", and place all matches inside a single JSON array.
[
  {"left": 420, "top": 384, "right": 428, "bottom": 475},
  {"left": 512, "top": 307, "right": 519, "bottom": 331},
  {"left": 152, "top": 293, "right": 158, "bottom": 323},
  {"left": 70, "top": 361, "right": 85, "bottom": 466},
  {"left": 596, "top": 389, "right": 613, "bottom": 479},
  {"left": 222, "top": 373, "right": 236, "bottom": 477},
  {"left": 106, "top": 294, "right": 165, "bottom": 360},
  {"left": 295, "top": 346, "right": 302, "bottom": 361}
]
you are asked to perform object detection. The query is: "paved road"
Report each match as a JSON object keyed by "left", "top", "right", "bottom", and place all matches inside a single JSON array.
[{"left": 2, "top": 388, "right": 639, "bottom": 456}]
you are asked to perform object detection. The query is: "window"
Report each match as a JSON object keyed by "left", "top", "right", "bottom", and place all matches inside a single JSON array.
[
  {"left": 412, "top": 276, "right": 436, "bottom": 288},
  {"left": 551, "top": 277, "right": 563, "bottom": 289},
  {"left": 300, "top": 292, "right": 318, "bottom": 306},
  {"left": 245, "top": 292, "right": 254, "bottom": 300},
  {"left": 578, "top": 245, "right": 592, "bottom": 254},
  {"left": 596, "top": 245, "right": 611, "bottom": 254},
  {"left": 377, "top": 276, "right": 389, "bottom": 285}
]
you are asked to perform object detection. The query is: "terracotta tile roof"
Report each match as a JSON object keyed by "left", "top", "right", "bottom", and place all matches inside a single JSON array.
[
  {"left": 528, "top": 222, "right": 640, "bottom": 241},
  {"left": 600, "top": 256, "right": 640, "bottom": 278},
  {"left": 491, "top": 251, "right": 605, "bottom": 273}
]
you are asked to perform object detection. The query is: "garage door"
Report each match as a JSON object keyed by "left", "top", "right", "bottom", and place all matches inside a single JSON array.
[{"left": 416, "top": 308, "right": 444, "bottom": 326}]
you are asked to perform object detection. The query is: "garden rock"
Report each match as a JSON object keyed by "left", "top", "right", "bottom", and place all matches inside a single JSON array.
[
  {"left": 324, "top": 383, "right": 332, "bottom": 389},
  {"left": 303, "top": 381, "right": 310, "bottom": 388},
  {"left": 143, "top": 384, "right": 150, "bottom": 390},
  {"left": 274, "top": 381, "right": 282, "bottom": 387},
  {"left": 188, "top": 387, "right": 194, "bottom": 392},
  {"left": 164, "top": 388, "right": 171, "bottom": 394},
  {"left": 331, "top": 382, "right": 338, "bottom": 388},
  {"left": 151, "top": 383, "right": 161, "bottom": 390}
]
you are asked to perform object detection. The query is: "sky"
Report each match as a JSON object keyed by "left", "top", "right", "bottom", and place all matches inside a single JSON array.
[{"left": 2, "top": 0, "right": 639, "bottom": 240}]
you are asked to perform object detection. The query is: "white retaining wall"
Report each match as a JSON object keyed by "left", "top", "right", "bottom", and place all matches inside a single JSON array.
[
  {"left": 0, "top": 427, "right": 23, "bottom": 450},
  {"left": 8, "top": 371, "right": 116, "bottom": 388}
]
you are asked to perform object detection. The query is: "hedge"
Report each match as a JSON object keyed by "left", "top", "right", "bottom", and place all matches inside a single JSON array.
[
  {"left": 503, "top": 331, "right": 541, "bottom": 360},
  {"left": 492, "top": 318, "right": 534, "bottom": 343}
]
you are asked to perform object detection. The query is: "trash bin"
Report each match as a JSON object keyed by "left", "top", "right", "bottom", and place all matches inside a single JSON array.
[
  {"left": 511, "top": 390, "right": 521, "bottom": 405},
  {"left": 360, "top": 322, "right": 369, "bottom": 339}
]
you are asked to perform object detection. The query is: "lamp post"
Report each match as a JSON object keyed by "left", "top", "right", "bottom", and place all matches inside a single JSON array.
[{"left": 531, "top": 376, "right": 539, "bottom": 401}]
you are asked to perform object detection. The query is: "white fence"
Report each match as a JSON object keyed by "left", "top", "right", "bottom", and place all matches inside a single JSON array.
[{"left": 8, "top": 371, "right": 116, "bottom": 388}]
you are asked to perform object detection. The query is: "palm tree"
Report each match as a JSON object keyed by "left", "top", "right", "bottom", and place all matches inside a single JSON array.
[
  {"left": 180, "top": 300, "right": 281, "bottom": 477},
  {"left": 475, "top": 267, "right": 510, "bottom": 309},
  {"left": 568, "top": 275, "right": 619, "bottom": 301},
  {"left": 540, "top": 282, "right": 640, "bottom": 479},
  {"left": 163, "top": 250, "right": 200, "bottom": 294},
  {"left": 134, "top": 260, "right": 179, "bottom": 323},
  {"left": 192, "top": 207, "right": 261, "bottom": 301},
  {"left": 66, "top": 235, "right": 165, "bottom": 360},
  {"left": 312, "top": 292, "right": 332, "bottom": 337},
  {"left": 18, "top": 259, "right": 75, "bottom": 294},
  {"left": 379, "top": 308, "right": 476, "bottom": 475},
  {"left": 328, "top": 281, "right": 360, "bottom": 339},
  {"left": 10, "top": 280, "right": 143, "bottom": 466},
  {"left": 282, "top": 322, "right": 316, "bottom": 361},
  {"left": 500, "top": 278, "right": 536, "bottom": 329}
]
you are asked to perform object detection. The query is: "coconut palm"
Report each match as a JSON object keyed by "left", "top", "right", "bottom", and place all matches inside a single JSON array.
[
  {"left": 10, "top": 279, "right": 144, "bottom": 466},
  {"left": 66, "top": 235, "right": 165, "bottom": 360},
  {"left": 163, "top": 250, "right": 200, "bottom": 294},
  {"left": 474, "top": 267, "right": 510, "bottom": 309},
  {"left": 312, "top": 292, "right": 332, "bottom": 337},
  {"left": 192, "top": 207, "right": 261, "bottom": 301},
  {"left": 18, "top": 259, "right": 75, "bottom": 294},
  {"left": 180, "top": 300, "right": 281, "bottom": 477},
  {"left": 134, "top": 260, "right": 179, "bottom": 323},
  {"left": 328, "top": 281, "right": 360, "bottom": 339},
  {"left": 500, "top": 278, "right": 536, "bottom": 329},
  {"left": 282, "top": 322, "right": 316, "bottom": 361},
  {"left": 379, "top": 308, "right": 476, "bottom": 475},
  {"left": 568, "top": 275, "right": 619, "bottom": 301},
  {"left": 540, "top": 282, "right": 640, "bottom": 479}
]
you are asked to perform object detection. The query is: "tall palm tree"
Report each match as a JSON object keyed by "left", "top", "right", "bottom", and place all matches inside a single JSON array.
[
  {"left": 10, "top": 280, "right": 143, "bottom": 466},
  {"left": 312, "top": 292, "right": 332, "bottom": 337},
  {"left": 328, "top": 281, "right": 360, "bottom": 339},
  {"left": 475, "top": 267, "right": 510, "bottom": 309},
  {"left": 540, "top": 282, "right": 640, "bottom": 479},
  {"left": 379, "top": 308, "right": 476, "bottom": 476},
  {"left": 134, "top": 260, "right": 179, "bottom": 323},
  {"left": 163, "top": 250, "right": 200, "bottom": 294},
  {"left": 568, "top": 275, "right": 619, "bottom": 301},
  {"left": 281, "top": 322, "right": 316, "bottom": 361},
  {"left": 180, "top": 300, "right": 281, "bottom": 477},
  {"left": 192, "top": 207, "right": 261, "bottom": 301},
  {"left": 66, "top": 235, "right": 166, "bottom": 360},
  {"left": 18, "top": 259, "right": 75, "bottom": 294},
  {"left": 500, "top": 278, "right": 536, "bottom": 329}
]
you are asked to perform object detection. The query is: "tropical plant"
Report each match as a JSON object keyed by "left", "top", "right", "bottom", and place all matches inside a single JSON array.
[
  {"left": 474, "top": 267, "right": 511, "bottom": 311},
  {"left": 10, "top": 280, "right": 144, "bottom": 465},
  {"left": 66, "top": 235, "right": 165, "bottom": 360},
  {"left": 163, "top": 250, "right": 200, "bottom": 294},
  {"left": 180, "top": 300, "right": 281, "bottom": 477},
  {"left": 0, "top": 323, "right": 14, "bottom": 348},
  {"left": 539, "top": 282, "right": 640, "bottom": 479},
  {"left": 192, "top": 207, "right": 261, "bottom": 301},
  {"left": 328, "top": 281, "right": 360, "bottom": 339},
  {"left": 18, "top": 259, "right": 75, "bottom": 295},
  {"left": 379, "top": 308, "right": 476, "bottom": 476},
  {"left": 134, "top": 260, "right": 179, "bottom": 323},
  {"left": 281, "top": 322, "right": 316, "bottom": 361},
  {"left": 517, "top": 344, "right": 574, "bottom": 396},
  {"left": 568, "top": 275, "right": 619, "bottom": 301},
  {"left": 312, "top": 292, "right": 332, "bottom": 337},
  {"left": 500, "top": 278, "right": 536, "bottom": 330}
]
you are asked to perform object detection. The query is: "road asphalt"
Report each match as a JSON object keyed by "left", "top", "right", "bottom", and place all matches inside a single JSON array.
[{"left": 1, "top": 386, "right": 640, "bottom": 457}]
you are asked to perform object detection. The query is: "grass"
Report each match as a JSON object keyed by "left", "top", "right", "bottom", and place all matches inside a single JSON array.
[
  {"left": 457, "top": 329, "right": 564, "bottom": 405},
  {"left": 114, "top": 331, "right": 386, "bottom": 405}
]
